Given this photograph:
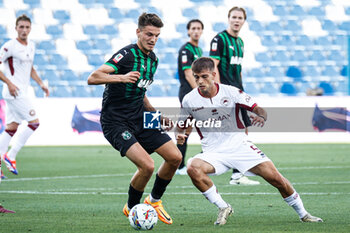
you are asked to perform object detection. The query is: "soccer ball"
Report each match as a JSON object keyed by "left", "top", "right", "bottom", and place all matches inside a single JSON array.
[{"left": 128, "top": 204, "right": 158, "bottom": 230}]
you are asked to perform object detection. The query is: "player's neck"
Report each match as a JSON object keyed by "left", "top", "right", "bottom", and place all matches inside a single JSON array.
[
  {"left": 226, "top": 28, "right": 239, "bottom": 38},
  {"left": 189, "top": 39, "right": 199, "bottom": 47},
  {"left": 16, "top": 37, "right": 28, "bottom": 46}
]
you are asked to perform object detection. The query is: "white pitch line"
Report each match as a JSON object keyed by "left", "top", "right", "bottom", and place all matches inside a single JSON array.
[
  {"left": 0, "top": 190, "right": 349, "bottom": 196},
  {"left": 2, "top": 165, "right": 349, "bottom": 183}
]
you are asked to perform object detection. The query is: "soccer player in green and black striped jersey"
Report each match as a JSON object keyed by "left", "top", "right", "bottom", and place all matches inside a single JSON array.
[
  {"left": 210, "top": 7, "right": 260, "bottom": 186},
  {"left": 88, "top": 13, "right": 182, "bottom": 225},
  {"left": 176, "top": 19, "right": 204, "bottom": 175}
]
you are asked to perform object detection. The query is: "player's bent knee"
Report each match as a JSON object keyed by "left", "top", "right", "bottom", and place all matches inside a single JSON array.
[{"left": 140, "top": 162, "right": 155, "bottom": 176}]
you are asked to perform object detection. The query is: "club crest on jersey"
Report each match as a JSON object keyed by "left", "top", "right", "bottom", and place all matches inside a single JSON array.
[
  {"left": 121, "top": 131, "right": 132, "bottom": 140},
  {"left": 113, "top": 53, "right": 123, "bottom": 63},
  {"left": 220, "top": 97, "right": 231, "bottom": 106},
  {"left": 182, "top": 55, "right": 187, "bottom": 63},
  {"left": 211, "top": 42, "right": 217, "bottom": 51}
]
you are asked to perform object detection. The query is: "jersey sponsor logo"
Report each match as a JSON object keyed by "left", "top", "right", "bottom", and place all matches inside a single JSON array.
[
  {"left": 182, "top": 55, "right": 187, "bottom": 63},
  {"left": 192, "top": 106, "right": 204, "bottom": 112},
  {"left": 220, "top": 97, "right": 231, "bottom": 106},
  {"left": 112, "top": 53, "right": 123, "bottom": 63},
  {"left": 143, "top": 110, "right": 161, "bottom": 129},
  {"left": 211, "top": 42, "right": 217, "bottom": 51},
  {"left": 137, "top": 79, "right": 152, "bottom": 89},
  {"left": 230, "top": 56, "right": 243, "bottom": 65},
  {"left": 121, "top": 131, "right": 132, "bottom": 140}
]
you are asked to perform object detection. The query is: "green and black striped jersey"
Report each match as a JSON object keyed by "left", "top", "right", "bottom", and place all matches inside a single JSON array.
[
  {"left": 209, "top": 30, "right": 244, "bottom": 90},
  {"left": 101, "top": 44, "right": 158, "bottom": 122},
  {"left": 177, "top": 42, "right": 202, "bottom": 102}
]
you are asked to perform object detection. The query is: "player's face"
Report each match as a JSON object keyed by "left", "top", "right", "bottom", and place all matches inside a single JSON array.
[
  {"left": 228, "top": 10, "right": 245, "bottom": 34},
  {"left": 188, "top": 22, "right": 203, "bottom": 42},
  {"left": 137, "top": 25, "right": 161, "bottom": 54},
  {"left": 16, "top": 20, "right": 31, "bottom": 41},
  {"left": 194, "top": 69, "right": 216, "bottom": 96}
]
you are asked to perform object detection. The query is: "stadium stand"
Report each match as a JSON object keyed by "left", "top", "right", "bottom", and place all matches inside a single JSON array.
[{"left": 0, "top": 0, "right": 348, "bottom": 97}]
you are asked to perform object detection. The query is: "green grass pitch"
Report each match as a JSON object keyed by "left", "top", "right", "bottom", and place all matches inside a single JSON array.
[{"left": 0, "top": 144, "right": 349, "bottom": 232}]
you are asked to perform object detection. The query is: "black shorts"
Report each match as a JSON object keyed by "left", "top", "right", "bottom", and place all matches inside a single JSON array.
[{"left": 101, "top": 120, "right": 171, "bottom": 157}]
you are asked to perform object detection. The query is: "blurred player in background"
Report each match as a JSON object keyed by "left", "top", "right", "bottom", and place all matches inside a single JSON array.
[
  {"left": 176, "top": 19, "right": 204, "bottom": 175},
  {"left": 0, "top": 14, "right": 49, "bottom": 175},
  {"left": 176, "top": 57, "right": 323, "bottom": 225},
  {"left": 87, "top": 13, "right": 181, "bottom": 225},
  {"left": 210, "top": 6, "right": 259, "bottom": 185},
  {"left": 0, "top": 160, "right": 15, "bottom": 213}
]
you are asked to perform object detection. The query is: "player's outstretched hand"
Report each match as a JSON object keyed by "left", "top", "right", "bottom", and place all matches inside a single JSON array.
[
  {"left": 176, "top": 133, "right": 188, "bottom": 145},
  {"left": 122, "top": 71, "right": 140, "bottom": 83},
  {"left": 8, "top": 82, "right": 19, "bottom": 98},
  {"left": 250, "top": 115, "right": 265, "bottom": 127},
  {"left": 41, "top": 84, "right": 50, "bottom": 97}
]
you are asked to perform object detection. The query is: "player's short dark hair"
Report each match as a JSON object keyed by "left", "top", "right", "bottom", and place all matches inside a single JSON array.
[
  {"left": 186, "top": 19, "right": 204, "bottom": 30},
  {"left": 138, "top": 12, "right": 163, "bottom": 29},
  {"left": 192, "top": 57, "right": 215, "bottom": 74},
  {"left": 16, "top": 14, "right": 31, "bottom": 26},
  {"left": 228, "top": 6, "right": 247, "bottom": 20}
]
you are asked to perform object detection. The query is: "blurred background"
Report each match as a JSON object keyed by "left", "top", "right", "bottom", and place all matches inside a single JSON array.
[{"left": 0, "top": 0, "right": 349, "bottom": 98}]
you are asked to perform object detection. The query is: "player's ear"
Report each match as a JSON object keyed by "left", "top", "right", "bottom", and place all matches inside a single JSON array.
[{"left": 136, "top": 28, "right": 141, "bottom": 37}]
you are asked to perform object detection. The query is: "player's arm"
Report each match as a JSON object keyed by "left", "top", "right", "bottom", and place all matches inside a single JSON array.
[
  {"left": 184, "top": 68, "right": 197, "bottom": 89},
  {"left": 212, "top": 58, "right": 221, "bottom": 83},
  {"left": 87, "top": 64, "right": 139, "bottom": 85},
  {"left": 175, "top": 125, "right": 188, "bottom": 146},
  {"left": 31, "top": 67, "right": 49, "bottom": 97},
  {"left": 0, "top": 70, "right": 19, "bottom": 97},
  {"left": 250, "top": 105, "right": 267, "bottom": 127}
]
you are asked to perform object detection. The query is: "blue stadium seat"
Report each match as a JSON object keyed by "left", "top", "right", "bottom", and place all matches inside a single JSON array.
[
  {"left": 167, "top": 83, "right": 180, "bottom": 97},
  {"left": 279, "top": 35, "right": 295, "bottom": 46},
  {"left": 265, "top": 22, "right": 283, "bottom": 31},
  {"left": 272, "top": 50, "right": 289, "bottom": 62},
  {"left": 155, "top": 68, "right": 172, "bottom": 80},
  {"left": 328, "top": 50, "right": 344, "bottom": 62},
  {"left": 168, "top": 38, "right": 183, "bottom": 49},
  {"left": 248, "top": 20, "right": 264, "bottom": 32},
  {"left": 261, "top": 35, "right": 278, "bottom": 46},
  {"left": 147, "top": 7, "right": 162, "bottom": 16},
  {"left": 155, "top": 38, "right": 167, "bottom": 49},
  {"left": 289, "top": 5, "right": 306, "bottom": 16},
  {"left": 338, "top": 22, "right": 350, "bottom": 31},
  {"left": 273, "top": 5, "right": 289, "bottom": 16},
  {"left": 213, "top": 22, "right": 226, "bottom": 32},
  {"left": 80, "top": 71, "right": 91, "bottom": 80},
  {"left": 162, "top": 52, "right": 177, "bottom": 65},
  {"left": 93, "top": 39, "right": 110, "bottom": 51},
  {"left": 61, "top": 70, "right": 80, "bottom": 81},
  {"left": 280, "top": 82, "right": 297, "bottom": 95},
  {"left": 309, "top": 50, "right": 326, "bottom": 62},
  {"left": 23, "top": 0, "right": 41, "bottom": 7},
  {"left": 314, "top": 36, "right": 332, "bottom": 46},
  {"left": 333, "top": 35, "right": 347, "bottom": 46},
  {"left": 249, "top": 68, "right": 264, "bottom": 77},
  {"left": 100, "top": 25, "right": 118, "bottom": 35},
  {"left": 284, "top": 20, "right": 300, "bottom": 31},
  {"left": 147, "top": 83, "right": 167, "bottom": 97},
  {"left": 34, "top": 54, "right": 48, "bottom": 66},
  {"left": 308, "top": 7, "right": 325, "bottom": 18},
  {"left": 52, "top": 85, "right": 72, "bottom": 97},
  {"left": 255, "top": 53, "right": 272, "bottom": 63},
  {"left": 108, "top": 8, "right": 123, "bottom": 19},
  {"left": 303, "top": 66, "right": 321, "bottom": 77},
  {"left": 286, "top": 66, "right": 303, "bottom": 80},
  {"left": 265, "top": 66, "right": 284, "bottom": 78},
  {"left": 96, "top": 0, "right": 114, "bottom": 7},
  {"left": 50, "top": 54, "right": 67, "bottom": 67},
  {"left": 46, "top": 25, "right": 63, "bottom": 38},
  {"left": 340, "top": 65, "right": 347, "bottom": 76},
  {"left": 42, "top": 69, "right": 60, "bottom": 82},
  {"left": 0, "top": 25, "right": 7, "bottom": 38},
  {"left": 16, "top": 10, "right": 33, "bottom": 19},
  {"left": 292, "top": 50, "right": 308, "bottom": 62},
  {"left": 322, "top": 19, "right": 337, "bottom": 31},
  {"left": 74, "top": 86, "right": 91, "bottom": 97},
  {"left": 87, "top": 54, "right": 105, "bottom": 66},
  {"left": 125, "top": 9, "right": 142, "bottom": 18},
  {"left": 346, "top": 7, "right": 350, "bottom": 15},
  {"left": 83, "top": 25, "right": 100, "bottom": 36},
  {"left": 243, "top": 83, "right": 260, "bottom": 95},
  {"left": 182, "top": 8, "right": 198, "bottom": 18},
  {"left": 176, "top": 23, "right": 187, "bottom": 34},
  {"left": 76, "top": 40, "right": 94, "bottom": 51},
  {"left": 319, "top": 82, "right": 333, "bottom": 95},
  {"left": 53, "top": 10, "right": 70, "bottom": 24},
  {"left": 295, "top": 35, "right": 313, "bottom": 46},
  {"left": 321, "top": 66, "right": 338, "bottom": 76},
  {"left": 91, "top": 85, "right": 104, "bottom": 97},
  {"left": 260, "top": 82, "right": 279, "bottom": 95},
  {"left": 79, "top": 0, "right": 95, "bottom": 8},
  {"left": 37, "top": 40, "right": 56, "bottom": 51}
]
